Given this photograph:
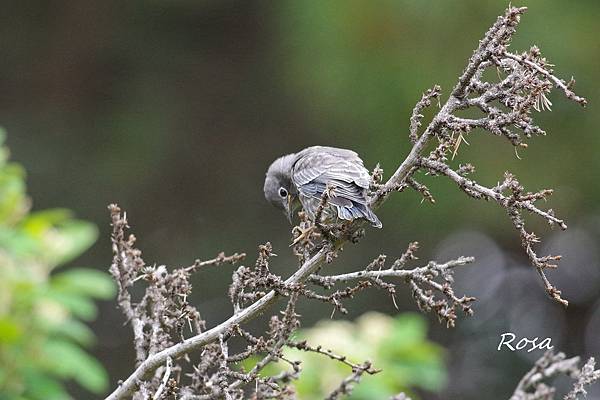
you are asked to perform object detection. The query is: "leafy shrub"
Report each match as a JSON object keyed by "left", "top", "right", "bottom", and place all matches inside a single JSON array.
[
  {"left": 0, "top": 129, "right": 115, "bottom": 400},
  {"left": 246, "top": 312, "right": 446, "bottom": 399}
]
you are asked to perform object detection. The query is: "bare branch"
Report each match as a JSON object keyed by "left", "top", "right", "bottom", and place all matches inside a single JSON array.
[
  {"left": 105, "top": 5, "right": 588, "bottom": 399},
  {"left": 106, "top": 205, "right": 334, "bottom": 399},
  {"left": 409, "top": 85, "right": 442, "bottom": 143},
  {"left": 564, "top": 357, "right": 600, "bottom": 400},
  {"left": 511, "top": 351, "right": 600, "bottom": 400},
  {"left": 371, "top": 5, "right": 584, "bottom": 305},
  {"left": 324, "top": 361, "right": 377, "bottom": 400},
  {"left": 419, "top": 158, "right": 569, "bottom": 305},
  {"left": 310, "top": 253, "right": 475, "bottom": 327},
  {"left": 503, "top": 51, "right": 587, "bottom": 107},
  {"left": 152, "top": 357, "right": 172, "bottom": 400}
]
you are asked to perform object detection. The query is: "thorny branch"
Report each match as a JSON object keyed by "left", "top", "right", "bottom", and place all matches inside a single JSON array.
[
  {"left": 324, "top": 361, "right": 377, "bottom": 400},
  {"left": 308, "top": 243, "right": 475, "bottom": 327},
  {"left": 107, "top": 206, "right": 471, "bottom": 400},
  {"left": 510, "top": 351, "right": 600, "bottom": 400},
  {"left": 393, "top": 352, "right": 600, "bottom": 400},
  {"left": 106, "top": 6, "right": 590, "bottom": 400},
  {"left": 373, "top": 6, "right": 585, "bottom": 307}
]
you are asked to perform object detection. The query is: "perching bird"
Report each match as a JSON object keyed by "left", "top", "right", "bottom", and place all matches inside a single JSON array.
[{"left": 263, "top": 146, "right": 382, "bottom": 229}]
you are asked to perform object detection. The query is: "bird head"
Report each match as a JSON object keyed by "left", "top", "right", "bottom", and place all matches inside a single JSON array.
[{"left": 264, "top": 153, "right": 298, "bottom": 223}]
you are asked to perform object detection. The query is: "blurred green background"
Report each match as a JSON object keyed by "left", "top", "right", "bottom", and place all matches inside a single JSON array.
[
  {"left": 0, "top": 1, "right": 599, "bottom": 399},
  {"left": 0, "top": 130, "right": 115, "bottom": 399}
]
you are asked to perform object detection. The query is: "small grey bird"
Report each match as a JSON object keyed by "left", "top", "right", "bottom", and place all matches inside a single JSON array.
[{"left": 263, "top": 146, "right": 382, "bottom": 228}]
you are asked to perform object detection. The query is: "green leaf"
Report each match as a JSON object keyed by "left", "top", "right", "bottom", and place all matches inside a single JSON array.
[
  {"left": 0, "top": 317, "right": 22, "bottom": 344},
  {"left": 390, "top": 313, "right": 427, "bottom": 343},
  {"left": 23, "top": 368, "right": 72, "bottom": 400},
  {"left": 23, "top": 209, "right": 72, "bottom": 229},
  {"left": 0, "top": 227, "right": 39, "bottom": 258},
  {"left": 73, "top": 353, "right": 109, "bottom": 394},
  {"left": 22, "top": 211, "right": 98, "bottom": 267},
  {"left": 44, "top": 340, "right": 108, "bottom": 393},
  {"left": 46, "top": 319, "right": 95, "bottom": 347},
  {"left": 45, "top": 290, "right": 97, "bottom": 321},
  {"left": 51, "top": 268, "right": 115, "bottom": 300},
  {"left": 42, "top": 340, "right": 108, "bottom": 394},
  {"left": 0, "top": 163, "right": 27, "bottom": 226},
  {"left": 51, "top": 220, "right": 99, "bottom": 266},
  {"left": 0, "top": 131, "right": 107, "bottom": 400}
]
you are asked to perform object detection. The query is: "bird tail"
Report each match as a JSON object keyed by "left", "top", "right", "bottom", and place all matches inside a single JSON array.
[
  {"left": 338, "top": 203, "right": 382, "bottom": 228},
  {"left": 362, "top": 206, "right": 382, "bottom": 228}
]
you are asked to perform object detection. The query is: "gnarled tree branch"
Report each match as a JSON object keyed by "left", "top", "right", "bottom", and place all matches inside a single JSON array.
[{"left": 105, "top": 6, "right": 587, "bottom": 399}]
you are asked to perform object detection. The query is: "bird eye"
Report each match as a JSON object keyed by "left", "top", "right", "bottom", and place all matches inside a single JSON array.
[{"left": 279, "top": 188, "right": 288, "bottom": 198}]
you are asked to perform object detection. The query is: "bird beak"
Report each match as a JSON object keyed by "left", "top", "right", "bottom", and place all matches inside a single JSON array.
[{"left": 285, "top": 195, "right": 294, "bottom": 224}]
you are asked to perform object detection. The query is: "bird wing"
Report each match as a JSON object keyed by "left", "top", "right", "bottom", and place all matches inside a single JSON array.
[
  {"left": 291, "top": 146, "right": 382, "bottom": 228},
  {"left": 291, "top": 146, "right": 371, "bottom": 205},
  {"left": 292, "top": 147, "right": 370, "bottom": 187}
]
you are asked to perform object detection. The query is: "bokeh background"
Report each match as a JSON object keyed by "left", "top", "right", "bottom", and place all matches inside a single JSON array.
[{"left": 1, "top": 0, "right": 599, "bottom": 398}]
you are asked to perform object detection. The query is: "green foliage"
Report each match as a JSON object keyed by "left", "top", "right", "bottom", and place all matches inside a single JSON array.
[
  {"left": 263, "top": 312, "right": 446, "bottom": 399},
  {"left": 0, "top": 128, "right": 115, "bottom": 400}
]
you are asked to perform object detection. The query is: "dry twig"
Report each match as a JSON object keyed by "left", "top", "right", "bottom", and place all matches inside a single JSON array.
[
  {"left": 510, "top": 351, "right": 600, "bottom": 400},
  {"left": 105, "top": 6, "right": 588, "bottom": 399}
]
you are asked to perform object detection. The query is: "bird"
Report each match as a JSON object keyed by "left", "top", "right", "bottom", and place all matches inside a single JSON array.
[{"left": 263, "top": 146, "right": 382, "bottom": 232}]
